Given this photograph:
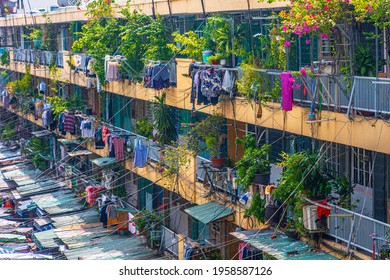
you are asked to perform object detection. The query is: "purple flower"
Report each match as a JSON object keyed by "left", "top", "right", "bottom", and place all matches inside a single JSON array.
[
  {"left": 305, "top": 39, "right": 310, "bottom": 45},
  {"left": 296, "top": 83, "right": 301, "bottom": 89},
  {"left": 284, "top": 41, "right": 291, "bottom": 47},
  {"left": 300, "top": 68, "right": 307, "bottom": 76}
]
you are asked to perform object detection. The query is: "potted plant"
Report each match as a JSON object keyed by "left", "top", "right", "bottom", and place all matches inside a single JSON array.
[
  {"left": 205, "top": 134, "right": 227, "bottom": 168},
  {"left": 187, "top": 112, "right": 227, "bottom": 168},
  {"left": 235, "top": 134, "right": 271, "bottom": 191}
]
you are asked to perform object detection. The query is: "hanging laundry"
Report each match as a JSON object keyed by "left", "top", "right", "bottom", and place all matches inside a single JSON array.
[
  {"left": 280, "top": 72, "right": 294, "bottom": 111},
  {"left": 111, "top": 137, "right": 126, "bottom": 161},
  {"left": 221, "top": 70, "right": 236, "bottom": 98},
  {"left": 133, "top": 139, "right": 148, "bottom": 168},
  {"left": 87, "top": 57, "right": 97, "bottom": 77},
  {"left": 80, "top": 120, "right": 95, "bottom": 138},
  {"left": 42, "top": 108, "right": 53, "bottom": 128},
  {"left": 106, "top": 60, "right": 119, "bottom": 82},
  {"left": 63, "top": 112, "right": 76, "bottom": 134},
  {"left": 201, "top": 68, "right": 222, "bottom": 101},
  {"left": 94, "top": 128, "right": 105, "bottom": 149},
  {"left": 102, "top": 126, "right": 110, "bottom": 143},
  {"left": 144, "top": 63, "right": 171, "bottom": 90},
  {"left": 38, "top": 82, "right": 47, "bottom": 94},
  {"left": 35, "top": 100, "right": 45, "bottom": 118}
]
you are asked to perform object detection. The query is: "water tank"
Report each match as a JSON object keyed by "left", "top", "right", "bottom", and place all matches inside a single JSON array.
[{"left": 302, "top": 205, "right": 328, "bottom": 232}]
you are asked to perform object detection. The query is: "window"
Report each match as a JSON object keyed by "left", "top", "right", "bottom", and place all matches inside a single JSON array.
[
  {"left": 352, "top": 147, "right": 373, "bottom": 187},
  {"left": 323, "top": 142, "right": 340, "bottom": 177},
  {"left": 321, "top": 37, "right": 335, "bottom": 57}
]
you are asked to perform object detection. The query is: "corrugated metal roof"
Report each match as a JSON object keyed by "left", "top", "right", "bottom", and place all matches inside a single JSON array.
[
  {"left": 2, "top": 169, "right": 41, "bottom": 180},
  {"left": 15, "top": 180, "right": 64, "bottom": 197},
  {"left": 0, "top": 234, "right": 27, "bottom": 243},
  {"left": 51, "top": 209, "right": 100, "bottom": 228},
  {"left": 230, "top": 230, "right": 339, "bottom": 260},
  {"left": 30, "top": 189, "right": 85, "bottom": 215},
  {"left": 184, "top": 201, "right": 235, "bottom": 224},
  {"left": 55, "top": 227, "right": 158, "bottom": 260},
  {"left": 90, "top": 157, "right": 116, "bottom": 167},
  {"left": 32, "top": 230, "right": 59, "bottom": 250}
]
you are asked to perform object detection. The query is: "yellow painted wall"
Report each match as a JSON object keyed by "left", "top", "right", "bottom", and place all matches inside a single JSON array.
[{"left": 4, "top": 54, "right": 390, "bottom": 155}]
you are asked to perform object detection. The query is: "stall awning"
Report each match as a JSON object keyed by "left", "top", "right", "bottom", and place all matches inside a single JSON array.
[
  {"left": 31, "top": 130, "right": 52, "bottom": 137},
  {"left": 90, "top": 157, "right": 116, "bottom": 167},
  {"left": 184, "top": 201, "right": 234, "bottom": 224},
  {"left": 230, "top": 230, "right": 339, "bottom": 260},
  {"left": 68, "top": 150, "right": 93, "bottom": 157}
]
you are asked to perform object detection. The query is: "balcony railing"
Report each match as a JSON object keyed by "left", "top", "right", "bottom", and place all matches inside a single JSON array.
[
  {"left": 196, "top": 156, "right": 236, "bottom": 197},
  {"left": 161, "top": 226, "right": 179, "bottom": 257},
  {"left": 328, "top": 204, "right": 390, "bottom": 256}
]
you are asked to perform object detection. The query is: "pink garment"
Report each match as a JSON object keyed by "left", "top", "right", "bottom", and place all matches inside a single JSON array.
[
  {"left": 112, "top": 137, "right": 126, "bottom": 161},
  {"left": 238, "top": 242, "right": 248, "bottom": 260},
  {"left": 280, "top": 72, "right": 294, "bottom": 111}
]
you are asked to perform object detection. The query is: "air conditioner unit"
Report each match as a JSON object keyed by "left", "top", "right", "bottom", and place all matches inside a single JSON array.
[{"left": 302, "top": 205, "right": 328, "bottom": 232}]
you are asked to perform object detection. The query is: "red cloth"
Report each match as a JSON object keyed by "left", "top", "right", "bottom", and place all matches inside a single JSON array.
[
  {"left": 317, "top": 200, "right": 330, "bottom": 219},
  {"left": 102, "top": 126, "right": 110, "bottom": 143},
  {"left": 112, "top": 137, "right": 126, "bottom": 161},
  {"left": 85, "top": 186, "right": 101, "bottom": 205},
  {"left": 63, "top": 113, "right": 76, "bottom": 132}
]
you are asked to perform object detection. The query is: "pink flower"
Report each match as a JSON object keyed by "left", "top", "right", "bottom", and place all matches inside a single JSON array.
[
  {"left": 305, "top": 39, "right": 310, "bottom": 45},
  {"left": 284, "top": 41, "right": 291, "bottom": 47},
  {"left": 300, "top": 68, "right": 307, "bottom": 76},
  {"left": 367, "top": 6, "right": 373, "bottom": 11},
  {"left": 282, "top": 25, "right": 288, "bottom": 32},
  {"left": 323, "top": 6, "right": 328, "bottom": 11},
  {"left": 296, "top": 83, "right": 301, "bottom": 89},
  {"left": 320, "top": 33, "right": 328, "bottom": 39},
  {"left": 313, "top": 25, "right": 319, "bottom": 30}
]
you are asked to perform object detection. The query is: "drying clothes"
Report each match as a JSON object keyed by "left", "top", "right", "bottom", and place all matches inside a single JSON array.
[
  {"left": 80, "top": 120, "right": 95, "bottom": 138},
  {"left": 106, "top": 61, "right": 119, "bottom": 82},
  {"left": 201, "top": 69, "right": 222, "bottom": 100},
  {"left": 280, "top": 72, "right": 294, "bottom": 111},
  {"left": 38, "top": 82, "right": 47, "bottom": 94},
  {"left": 42, "top": 108, "right": 53, "bottom": 127},
  {"left": 85, "top": 186, "right": 99, "bottom": 205},
  {"left": 106, "top": 204, "right": 118, "bottom": 219},
  {"left": 111, "top": 137, "right": 126, "bottom": 161},
  {"left": 87, "top": 58, "right": 97, "bottom": 77},
  {"left": 128, "top": 213, "right": 136, "bottom": 234},
  {"left": 94, "top": 129, "right": 105, "bottom": 149},
  {"left": 133, "top": 141, "right": 148, "bottom": 168},
  {"left": 102, "top": 126, "right": 110, "bottom": 143},
  {"left": 222, "top": 70, "right": 236, "bottom": 97},
  {"left": 317, "top": 199, "right": 330, "bottom": 220},
  {"left": 100, "top": 204, "right": 108, "bottom": 228},
  {"left": 35, "top": 100, "right": 45, "bottom": 118},
  {"left": 144, "top": 63, "right": 171, "bottom": 90},
  {"left": 63, "top": 113, "right": 76, "bottom": 133}
]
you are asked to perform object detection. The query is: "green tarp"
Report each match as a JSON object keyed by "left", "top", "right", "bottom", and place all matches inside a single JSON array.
[{"left": 184, "top": 201, "right": 234, "bottom": 224}]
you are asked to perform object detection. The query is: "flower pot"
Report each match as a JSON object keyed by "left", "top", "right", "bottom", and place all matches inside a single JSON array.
[
  {"left": 210, "top": 157, "right": 225, "bottom": 168},
  {"left": 253, "top": 173, "right": 270, "bottom": 185},
  {"left": 211, "top": 60, "right": 219, "bottom": 65},
  {"left": 202, "top": 50, "right": 213, "bottom": 63}
]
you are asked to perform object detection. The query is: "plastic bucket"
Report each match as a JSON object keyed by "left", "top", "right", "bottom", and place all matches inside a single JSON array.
[{"left": 202, "top": 50, "right": 213, "bottom": 63}]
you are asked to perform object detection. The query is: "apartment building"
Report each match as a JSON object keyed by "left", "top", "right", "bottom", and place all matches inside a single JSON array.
[{"left": 0, "top": 0, "right": 389, "bottom": 260}]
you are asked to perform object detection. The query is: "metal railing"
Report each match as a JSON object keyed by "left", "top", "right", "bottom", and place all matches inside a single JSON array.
[
  {"left": 195, "top": 155, "right": 236, "bottom": 196},
  {"left": 327, "top": 204, "right": 390, "bottom": 255},
  {"left": 161, "top": 226, "right": 179, "bottom": 257},
  {"left": 347, "top": 76, "right": 390, "bottom": 116}
]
